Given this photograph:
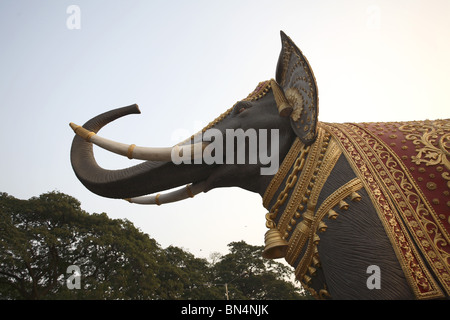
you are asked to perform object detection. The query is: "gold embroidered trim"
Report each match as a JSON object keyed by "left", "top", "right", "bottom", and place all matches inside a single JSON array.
[
  {"left": 285, "top": 136, "right": 342, "bottom": 265},
  {"left": 262, "top": 137, "right": 304, "bottom": 209},
  {"left": 323, "top": 122, "right": 445, "bottom": 299},
  {"left": 400, "top": 120, "right": 450, "bottom": 170},
  {"left": 178, "top": 80, "right": 273, "bottom": 147},
  {"left": 294, "top": 178, "right": 363, "bottom": 280},
  {"left": 353, "top": 122, "right": 450, "bottom": 295},
  {"left": 265, "top": 143, "right": 310, "bottom": 225},
  {"left": 276, "top": 128, "right": 327, "bottom": 239},
  {"left": 200, "top": 80, "right": 272, "bottom": 136},
  {"left": 262, "top": 124, "right": 352, "bottom": 298},
  {"left": 285, "top": 87, "right": 304, "bottom": 122}
]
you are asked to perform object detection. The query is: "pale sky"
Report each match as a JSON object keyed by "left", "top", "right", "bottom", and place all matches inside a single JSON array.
[{"left": 1, "top": 0, "right": 449, "bottom": 259}]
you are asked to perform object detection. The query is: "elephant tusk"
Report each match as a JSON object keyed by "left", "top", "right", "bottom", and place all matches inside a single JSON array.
[
  {"left": 124, "top": 182, "right": 205, "bottom": 205},
  {"left": 69, "top": 122, "right": 206, "bottom": 162}
]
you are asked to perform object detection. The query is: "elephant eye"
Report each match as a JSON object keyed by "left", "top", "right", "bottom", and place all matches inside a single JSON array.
[{"left": 233, "top": 101, "right": 253, "bottom": 115}]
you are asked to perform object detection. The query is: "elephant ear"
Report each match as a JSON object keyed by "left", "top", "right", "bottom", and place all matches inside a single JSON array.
[{"left": 275, "top": 31, "right": 319, "bottom": 145}]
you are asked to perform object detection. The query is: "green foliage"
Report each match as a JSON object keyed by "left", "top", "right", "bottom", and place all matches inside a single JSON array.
[
  {"left": 0, "top": 191, "right": 308, "bottom": 300},
  {"left": 157, "top": 246, "right": 224, "bottom": 299},
  {"left": 0, "top": 191, "right": 162, "bottom": 299},
  {"left": 211, "top": 241, "right": 306, "bottom": 300}
]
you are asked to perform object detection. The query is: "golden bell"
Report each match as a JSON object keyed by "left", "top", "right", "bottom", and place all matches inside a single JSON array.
[
  {"left": 350, "top": 191, "right": 362, "bottom": 202},
  {"left": 262, "top": 228, "right": 289, "bottom": 259}
]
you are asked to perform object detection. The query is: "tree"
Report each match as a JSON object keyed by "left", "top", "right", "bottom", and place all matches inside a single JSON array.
[
  {"left": 211, "top": 241, "right": 309, "bottom": 299},
  {"left": 0, "top": 191, "right": 163, "bottom": 299},
  {"left": 0, "top": 191, "right": 308, "bottom": 300},
  {"left": 157, "top": 246, "right": 224, "bottom": 299}
]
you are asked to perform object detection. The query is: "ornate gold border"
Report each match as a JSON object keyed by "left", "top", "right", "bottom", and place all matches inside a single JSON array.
[
  {"left": 294, "top": 178, "right": 363, "bottom": 280},
  {"left": 284, "top": 132, "right": 342, "bottom": 264},
  {"left": 285, "top": 135, "right": 342, "bottom": 265},
  {"left": 351, "top": 123, "right": 450, "bottom": 294},
  {"left": 278, "top": 128, "right": 327, "bottom": 240},
  {"left": 324, "top": 122, "right": 445, "bottom": 299},
  {"left": 263, "top": 137, "right": 303, "bottom": 209}
]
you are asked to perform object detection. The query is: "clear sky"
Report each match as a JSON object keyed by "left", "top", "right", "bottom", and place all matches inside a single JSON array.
[{"left": 1, "top": 0, "right": 449, "bottom": 259}]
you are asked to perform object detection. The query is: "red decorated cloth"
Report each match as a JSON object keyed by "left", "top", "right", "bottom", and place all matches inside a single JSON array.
[{"left": 324, "top": 120, "right": 450, "bottom": 299}]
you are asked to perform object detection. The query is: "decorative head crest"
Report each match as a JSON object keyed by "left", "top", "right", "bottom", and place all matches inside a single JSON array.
[{"left": 275, "top": 31, "right": 319, "bottom": 145}]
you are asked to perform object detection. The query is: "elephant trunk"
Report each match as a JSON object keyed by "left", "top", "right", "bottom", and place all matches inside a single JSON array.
[{"left": 70, "top": 104, "right": 215, "bottom": 199}]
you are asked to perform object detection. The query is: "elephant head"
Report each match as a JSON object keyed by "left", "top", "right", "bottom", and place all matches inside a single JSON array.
[
  {"left": 70, "top": 32, "right": 450, "bottom": 300},
  {"left": 70, "top": 31, "right": 318, "bottom": 203}
]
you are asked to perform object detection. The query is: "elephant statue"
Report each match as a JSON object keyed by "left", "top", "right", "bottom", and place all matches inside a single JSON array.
[{"left": 70, "top": 31, "right": 450, "bottom": 300}]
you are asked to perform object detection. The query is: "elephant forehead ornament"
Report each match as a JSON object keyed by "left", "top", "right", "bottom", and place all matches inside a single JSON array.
[{"left": 70, "top": 31, "right": 450, "bottom": 299}]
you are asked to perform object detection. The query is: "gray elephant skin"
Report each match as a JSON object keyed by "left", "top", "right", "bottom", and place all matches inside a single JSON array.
[{"left": 70, "top": 31, "right": 450, "bottom": 300}]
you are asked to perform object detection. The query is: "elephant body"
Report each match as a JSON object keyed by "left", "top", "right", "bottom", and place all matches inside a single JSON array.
[
  {"left": 265, "top": 120, "right": 449, "bottom": 299},
  {"left": 70, "top": 32, "right": 449, "bottom": 299}
]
